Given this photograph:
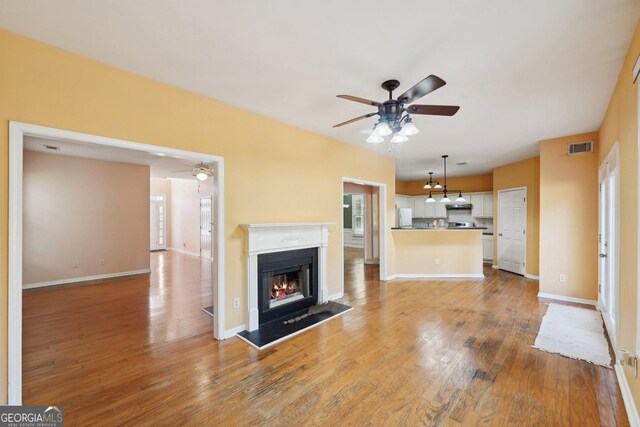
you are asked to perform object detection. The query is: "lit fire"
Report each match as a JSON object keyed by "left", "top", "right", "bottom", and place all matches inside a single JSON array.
[{"left": 271, "top": 275, "right": 299, "bottom": 300}]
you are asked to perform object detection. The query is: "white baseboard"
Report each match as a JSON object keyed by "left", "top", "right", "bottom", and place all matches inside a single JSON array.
[
  {"left": 223, "top": 325, "right": 247, "bottom": 339},
  {"left": 329, "top": 292, "right": 344, "bottom": 300},
  {"left": 492, "top": 264, "right": 498, "bottom": 269},
  {"left": 615, "top": 363, "right": 640, "bottom": 427},
  {"left": 524, "top": 273, "right": 540, "bottom": 280},
  {"left": 386, "top": 273, "right": 484, "bottom": 280},
  {"left": 537, "top": 292, "right": 597, "bottom": 307},
  {"left": 23, "top": 269, "right": 151, "bottom": 289},
  {"left": 343, "top": 243, "right": 364, "bottom": 249},
  {"left": 169, "top": 247, "right": 201, "bottom": 257}
]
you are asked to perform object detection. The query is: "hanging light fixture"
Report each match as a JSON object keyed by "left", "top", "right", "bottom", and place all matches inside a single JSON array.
[
  {"left": 373, "top": 121, "right": 392, "bottom": 136},
  {"left": 196, "top": 171, "right": 209, "bottom": 181},
  {"left": 423, "top": 172, "right": 434, "bottom": 189},
  {"left": 421, "top": 155, "right": 467, "bottom": 203},
  {"left": 399, "top": 117, "right": 419, "bottom": 136},
  {"left": 366, "top": 131, "right": 384, "bottom": 144},
  {"left": 390, "top": 133, "right": 409, "bottom": 143}
]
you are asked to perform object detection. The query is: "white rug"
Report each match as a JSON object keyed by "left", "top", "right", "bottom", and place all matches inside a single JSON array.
[{"left": 533, "top": 303, "right": 612, "bottom": 367}]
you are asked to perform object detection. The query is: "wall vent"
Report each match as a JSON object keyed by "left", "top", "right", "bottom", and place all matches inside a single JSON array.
[{"left": 567, "top": 140, "right": 593, "bottom": 156}]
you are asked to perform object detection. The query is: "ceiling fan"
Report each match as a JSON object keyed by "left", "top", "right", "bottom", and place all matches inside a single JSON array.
[
  {"left": 172, "top": 162, "right": 214, "bottom": 181},
  {"left": 333, "top": 75, "right": 459, "bottom": 144}
]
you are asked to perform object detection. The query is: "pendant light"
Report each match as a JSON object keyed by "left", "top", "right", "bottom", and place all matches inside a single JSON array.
[
  {"left": 421, "top": 155, "right": 467, "bottom": 203},
  {"left": 455, "top": 191, "right": 466, "bottom": 202},
  {"left": 426, "top": 193, "right": 435, "bottom": 203}
]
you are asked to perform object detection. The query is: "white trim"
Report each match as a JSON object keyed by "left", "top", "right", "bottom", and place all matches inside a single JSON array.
[
  {"left": 235, "top": 307, "right": 354, "bottom": 350},
  {"left": 496, "top": 186, "right": 528, "bottom": 276},
  {"left": 341, "top": 177, "right": 388, "bottom": 297},
  {"left": 537, "top": 292, "right": 597, "bottom": 307},
  {"left": 328, "top": 292, "right": 344, "bottom": 300},
  {"left": 223, "top": 325, "right": 247, "bottom": 339},
  {"left": 169, "top": 247, "right": 201, "bottom": 257},
  {"left": 492, "top": 264, "right": 498, "bottom": 269},
  {"left": 524, "top": 273, "right": 539, "bottom": 281},
  {"left": 386, "top": 274, "right": 485, "bottom": 280},
  {"left": 23, "top": 269, "right": 151, "bottom": 289},
  {"left": 633, "top": 53, "right": 640, "bottom": 83},
  {"left": 8, "top": 122, "right": 23, "bottom": 405},
  {"left": 8, "top": 121, "right": 226, "bottom": 404},
  {"left": 615, "top": 363, "right": 640, "bottom": 427}
]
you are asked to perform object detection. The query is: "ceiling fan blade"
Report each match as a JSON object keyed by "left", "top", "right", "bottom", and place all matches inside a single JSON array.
[
  {"left": 333, "top": 112, "right": 378, "bottom": 128},
  {"left": 336, "top": 95, "right": 382, "bottom": 107},
  {"left": 172, "top": 169, "right": 193, "bottom": 173},
  {"left": 397, "top": 75, "right": 447, "bottom": 104},
  {"left": 406, "top": 104, "right": 460, "bottom": 116}
]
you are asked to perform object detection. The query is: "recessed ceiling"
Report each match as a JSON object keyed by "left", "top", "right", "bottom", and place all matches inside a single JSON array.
[
  {"left": 2, "top": 1, "right": 638, "bottom": 180},
  {"left": 24, "top": 136, "right": 212, "bottom": 180}
]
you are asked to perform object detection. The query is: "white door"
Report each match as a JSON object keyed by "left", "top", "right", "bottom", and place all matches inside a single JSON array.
[
  {"left": 200, "top": 197, "right": 212, "bottom": 259},
  {"left": 150, "top": 195, "right": 166, "bottom": 250},
  {"left": 497, "top": 188, "right": 526, "bottom": 275},
  {"left": 599, "top": 151, "right": 618, "bottom": 343}
]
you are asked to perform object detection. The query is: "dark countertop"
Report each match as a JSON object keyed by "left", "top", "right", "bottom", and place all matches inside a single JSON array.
[
  {"left": 483, "top": 232, "right": 494, "bottom": 236},
  {"left": 391, "top": 227, "right": 488, "bottom": 231}
]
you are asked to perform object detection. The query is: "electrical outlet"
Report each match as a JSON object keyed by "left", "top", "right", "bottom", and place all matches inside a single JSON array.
[
  {"left": 233, "top": 298, "right": 240, "bottom": 309},
  {"left": 559, "top": 274, "right": 567, "bottom": 283},
  {"left": 73, "top": 259, "right": 79, "bottom": 268},
  {"left": 183, "top": 242, "right": 187, "bottom": 247},
  {"left": 99, "top": 258, "right": 105, "bottom": 266},
  {"left": 435, "top": 258, "right": 440, "bottom": 265}
]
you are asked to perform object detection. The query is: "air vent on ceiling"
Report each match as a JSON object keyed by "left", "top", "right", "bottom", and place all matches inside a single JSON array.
[
  {"left": 43, "top": 144, "right": 60, "bottom": 151},
  {"left": 567, "top": 140, "right": 593, "bottom": 156}
]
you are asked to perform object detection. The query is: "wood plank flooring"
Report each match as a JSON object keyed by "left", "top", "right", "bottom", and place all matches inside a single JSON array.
[{"left": 22, "top": 250, "right": 628, "bottom": 426}]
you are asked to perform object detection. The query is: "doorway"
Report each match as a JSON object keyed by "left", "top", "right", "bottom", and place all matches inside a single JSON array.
[
  {"left": 497, "top": 187, "right": 527, "bottom": 275},
  {"left": 8, "top": 121, "right": 225, "bottom": 405},
  {"left": 150, "top": 194, "right": 167, "bottom": 251},
  {"left": 598, "top": 144, "right": 619, "bottom": 348},
  {"left": 341, "top": 178, "right": 387, "bottom": 296},
  {"left": 200, "top": 196, "right": 213, "bottom": 259}
]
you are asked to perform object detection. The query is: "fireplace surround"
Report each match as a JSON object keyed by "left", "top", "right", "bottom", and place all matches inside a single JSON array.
[{"left": 242, "top": 222, "right": 333, "bottom": 331}]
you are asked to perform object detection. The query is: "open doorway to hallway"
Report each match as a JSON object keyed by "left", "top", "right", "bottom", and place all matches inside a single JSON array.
[
  {"left": 342, "top": 179, "right": 386, "bottom": 294},
  {"left": 8, "top": 122, "right": 224, "bottom": 405}
]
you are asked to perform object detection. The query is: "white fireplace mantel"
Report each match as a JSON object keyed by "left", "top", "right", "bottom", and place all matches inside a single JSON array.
[{"left": 241, "top": 222, "right": 334, "bottom": 331}]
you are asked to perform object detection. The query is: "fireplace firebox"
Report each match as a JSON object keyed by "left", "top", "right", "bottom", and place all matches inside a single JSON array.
[{"left": 257, "top": 248, "right": 318, "bottom": 325}]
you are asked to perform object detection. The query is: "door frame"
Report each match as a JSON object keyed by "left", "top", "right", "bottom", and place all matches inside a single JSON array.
[
  {"left": 150, "top": 193, "right": 167, "bottom": 251},
  {"left": 200, "top": 195, "right": 213, "bottom": 260},
  {"left": 599, "top": 142, "right": 620, "bottom": 350},
  {"left": 496, "top": 186, "right": 528, "bottom": 276},
  {"left": 8, "top": 121, "right": 226, "bottom": 404},
  {"left": 340, "top": 177, "right": 387, "bottom": 295}
]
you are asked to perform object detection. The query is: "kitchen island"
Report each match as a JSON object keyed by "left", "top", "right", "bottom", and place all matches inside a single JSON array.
[{"left": 391, "top": 229, "right": 484, "bottom": 279}]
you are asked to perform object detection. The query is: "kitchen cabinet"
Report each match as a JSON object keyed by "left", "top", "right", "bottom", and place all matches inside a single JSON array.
[
  {"left": 412, "top": 196, "right": 427, "bottom": 218},
  {"left": 435, "top": 200, "right": 447, "bottom": 218},
  {"left": 395, "top": 194, "right": 413, "bottom": 210},
  {"left": 482, "top": 235, "right": 493, "bottom": 261},
  {"left": 470, "top": 191, "right": 494, "bottom": 218}
]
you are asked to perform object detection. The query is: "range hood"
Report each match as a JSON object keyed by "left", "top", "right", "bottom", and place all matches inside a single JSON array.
[{"left": 445, "top": 203, "right": 472, "bottom": 211}]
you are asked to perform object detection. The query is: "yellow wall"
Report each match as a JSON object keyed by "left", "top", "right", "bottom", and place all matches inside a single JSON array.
[
  {"left": 599, "top": 19, "right": 640, "bottom": 410},
  {"left": 0, "top": 30, "right": 397, "bottom": 403},
  {"left": 396, "top": 173, "right": 493, "bottom": 195},
  {"left": 492, "top": 157, "right": 540, "bottom": 276},
  {"left": 392, "top": 230, "right": 483, "bottom": 276},
  {"left": 539, "top": 132, "right": 599, "bottom": 300}
]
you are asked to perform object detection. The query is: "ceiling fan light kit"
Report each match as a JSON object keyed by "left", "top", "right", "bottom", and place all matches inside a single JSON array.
[{"left": 334, "top": 75, "right": 459, "bottom": 147}]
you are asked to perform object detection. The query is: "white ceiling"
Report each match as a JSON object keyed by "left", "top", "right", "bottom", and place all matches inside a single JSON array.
[
  {"left": 24, "top": 136, "right": 212, "bottom": 180},
  {"left": 2, "top": 1, "right": 638, "bottom": 179}
]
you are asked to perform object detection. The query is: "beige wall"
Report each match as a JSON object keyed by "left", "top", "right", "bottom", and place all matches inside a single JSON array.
[
  {"left": 169, "top": 178, "right": 211, "bottom": 255},
  {"left": 23, "top": 151, "right": 150, "bottom": 285},
  {"left": 151, "top": 178, "right": 172, "bottom": 248},
  {"left": 492, "top": 157, "right": 540, "bottom": 276},
  {"left": 598, "top": 18, "right": 640, "bottom": 410},
  {"left": 0, "top": 29, "right": 397, "bottom": 401},
  {"left": 393, "top": 230, "right": 483, "bottom": 276},
  {"left": 539, "top": 132, "right": 599, "bottom": 300},
  {"left": 396, "top": 173, "right": 493, "bottom": 196}
]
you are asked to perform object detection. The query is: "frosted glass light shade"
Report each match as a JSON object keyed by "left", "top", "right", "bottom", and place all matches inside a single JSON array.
[
  {"left": 373, "top": 122, "right": 392, "bottom": 136},
  {"left": 390, "top": 134, "right": 409, "bottom": 143},
  {"left": 196, "top": 172, "right": 208, "bottom": 181}
]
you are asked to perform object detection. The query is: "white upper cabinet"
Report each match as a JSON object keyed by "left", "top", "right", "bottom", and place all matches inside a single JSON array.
[
  {"left": 469, "top": 191, "right": 494, "bottom": 218},
  {"left": 395, "top": 194, "right": 413, "bottom": 210},
  {"left": 435, "top": 200, "right": 447, "bottom": 218},
  {"left": 412, "top": 196, "right": 427, "bottom": 218}
]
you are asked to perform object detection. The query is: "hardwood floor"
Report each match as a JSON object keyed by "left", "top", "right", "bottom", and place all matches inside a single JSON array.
[{"left": 22, "top": 250, "right": 628, "bottom": 426}]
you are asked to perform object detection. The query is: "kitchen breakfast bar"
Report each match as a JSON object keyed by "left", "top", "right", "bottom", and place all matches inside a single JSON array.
[{"left": 391, "top": 228, "right": 484, "bottom": 279}]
